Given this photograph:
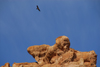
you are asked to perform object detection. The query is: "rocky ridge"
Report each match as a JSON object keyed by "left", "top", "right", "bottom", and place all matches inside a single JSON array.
[{"left": 2, "top": 36, "right": 97, "bottom": 67}]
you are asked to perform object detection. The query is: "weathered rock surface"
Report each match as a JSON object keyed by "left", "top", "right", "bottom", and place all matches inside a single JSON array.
[
  {"left": 1, "top": 36, "right": 97, "bottom": 67},
  {"left": 12, "top": 62, "right": 39, "bottom": 67},
  {"left": 1, "top": 63, "right": 10, "bottom": 67}
]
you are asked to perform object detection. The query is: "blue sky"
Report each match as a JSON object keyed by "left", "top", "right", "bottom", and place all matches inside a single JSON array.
[{"left": 0, "top": 0, "right": 100, "bottom": 66}]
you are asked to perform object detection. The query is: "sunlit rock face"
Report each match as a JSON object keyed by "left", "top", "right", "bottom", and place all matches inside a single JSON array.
[
  {"left": 1, "top": 63, "right": 10, "bottom": 67},
  {"left": 2, "top": 36, "right": 97, "bottom": 67}
]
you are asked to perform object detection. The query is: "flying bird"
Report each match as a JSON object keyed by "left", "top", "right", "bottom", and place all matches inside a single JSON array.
[{"left": 36, "top": 5, "right": 40, "bottom": 11}]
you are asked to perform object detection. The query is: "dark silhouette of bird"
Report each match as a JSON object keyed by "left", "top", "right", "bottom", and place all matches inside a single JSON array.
[{"left": 36, "top": 5, "right": 40, "bottom": 11}]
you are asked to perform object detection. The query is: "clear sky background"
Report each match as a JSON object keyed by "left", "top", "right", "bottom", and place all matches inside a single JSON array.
[{"left": 0, "top": 0, "right": 100, "bottom": 66}]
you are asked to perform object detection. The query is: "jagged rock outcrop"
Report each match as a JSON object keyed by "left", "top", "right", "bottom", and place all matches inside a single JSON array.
[
  {"left": 1, "top": 36, "right": 97, "bottom": 67},
  {"left": 1, "top": 63, "right": 10, "bottom": 67},
  {"left": 12, "top": 62, "right": 39, "bottom": 67}
]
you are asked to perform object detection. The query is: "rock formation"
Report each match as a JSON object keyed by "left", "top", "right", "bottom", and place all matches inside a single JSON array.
[{"left": 1, "top": 36, "right": 97, "bottom": 67}]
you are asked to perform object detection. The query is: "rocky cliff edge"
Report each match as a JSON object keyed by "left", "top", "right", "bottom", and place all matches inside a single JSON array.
[{"left": 1, "top": 36, "right": 97, "bottom": 67}]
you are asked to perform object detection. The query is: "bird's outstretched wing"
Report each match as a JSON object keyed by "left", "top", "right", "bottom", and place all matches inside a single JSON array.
[{"left": 36, "top": 5, "right": 40, "bottom": 11}]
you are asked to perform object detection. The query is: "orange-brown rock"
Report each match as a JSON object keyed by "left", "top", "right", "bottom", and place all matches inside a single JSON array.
[
  {"left": 12, "top": 62, "right": 39, "bottom": 67},
  {"left": 1, "top": 36, "right": 97, "bottom": 67},
  {"left": 1, "top": 63, "right": 10, "bottom": 67},
  {"left": 27, "top": 36, "right": 97, "bottom": 67},
  {"left": 27, "top": 36, "right": 71, "bottom": 66}
]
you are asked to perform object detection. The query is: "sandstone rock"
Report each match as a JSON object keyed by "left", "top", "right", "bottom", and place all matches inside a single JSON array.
[
  {"left": 1, "top": 36, "right": 97, "bottom": 67},
  {"left": 27, "top": 36, "right": 97, "bottom": 67},
  {"left": 27, "top": 36, "right": 71, "bottom": 66},
  {"left": 1, "top": 63, "right": 10, "bottom": 67},
  {"left": 42, "top": 64, "right": 61, "bottom": 67},
  {"left": 12, "top": 62, "right": 39, "bottom": 67},
  {"left": 27, "top": 44, "right": 50, "bottom": 65}
]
